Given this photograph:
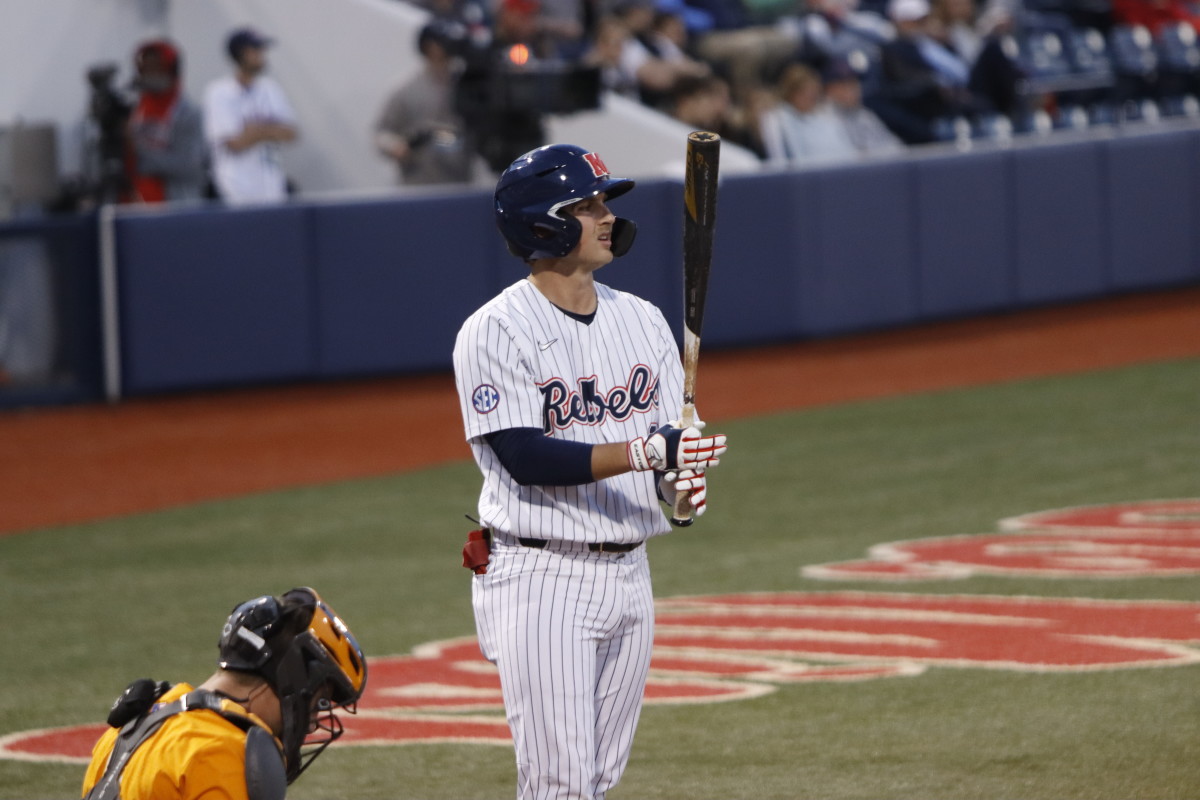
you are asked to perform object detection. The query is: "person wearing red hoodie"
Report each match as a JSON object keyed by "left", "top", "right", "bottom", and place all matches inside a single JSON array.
[{"left": 125, "top": 39, "right": 207, "bottom": 203}]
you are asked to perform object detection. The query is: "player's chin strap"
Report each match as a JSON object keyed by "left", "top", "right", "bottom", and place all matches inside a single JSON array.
[
  {"left": 611, "top": 218, "right": 637, "bottom": 257},
  {"left": 85, "top": 680, "right": 287, "bottom": 800}
]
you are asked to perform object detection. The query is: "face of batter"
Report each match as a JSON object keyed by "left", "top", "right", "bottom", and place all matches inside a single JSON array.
[{"left": 565, "top": 193, "right": 616, "bottom": 270}]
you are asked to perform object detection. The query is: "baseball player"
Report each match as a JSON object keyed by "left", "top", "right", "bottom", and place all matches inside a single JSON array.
[
  {"left": 81, "top": 587, "right": 366, "bottom": 800},
  {"left": 453, "top": 143, "right": 728, "bottom": 800}
]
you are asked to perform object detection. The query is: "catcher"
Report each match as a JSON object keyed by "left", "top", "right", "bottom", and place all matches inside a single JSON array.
[{"left": 81, "top": 587, "right": 366, "bottom": 800}]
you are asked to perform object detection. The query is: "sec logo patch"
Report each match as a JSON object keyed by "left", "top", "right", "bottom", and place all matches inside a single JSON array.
[{"left": 472, "top": 384, "right": 500, "bottom": 414}]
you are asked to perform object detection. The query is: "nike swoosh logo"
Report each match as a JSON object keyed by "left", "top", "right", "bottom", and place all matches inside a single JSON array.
[{"left": 538, "top": 338, "right": 558, "bottom": 351}]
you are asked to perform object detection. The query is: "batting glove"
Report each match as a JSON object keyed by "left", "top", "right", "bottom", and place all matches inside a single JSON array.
[
  {"left": 662, "top": 468, "right": 708, "bottom": 516},
  {"left": 627, "top": 420, "right": 726, "bottom": 472}
]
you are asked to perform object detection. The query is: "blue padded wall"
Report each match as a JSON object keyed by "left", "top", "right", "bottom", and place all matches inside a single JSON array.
[
  {"left": 1012, "top": 141, "right": 1108, "bottom": 304},
  {"left": 311, "top": 192, "right": 497, "bottom": 377},
  {"left": 1104, "top": 130, "right": 1200, "bottom": 290},
  {"left": 102, "top": 126, "right": 1200, "bottom": 398},
  {"left": 914, "top": 150, "right": 1015, "bottom": 317},
  {"left": 0, "top": 215, "right": 103, "bottom": 408},
  {"left": 704, "top": 172, "right": 809, "bottom": 347},
  {"left": 116, "top": 206, "right": 313, "bottom": 394},
  {"left": 803, "top": 161, "right": 920, "bottom": 335}
]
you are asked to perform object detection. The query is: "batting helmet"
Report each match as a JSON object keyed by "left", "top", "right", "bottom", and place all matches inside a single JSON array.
[
  {"left": 494, "top": 143, "right": 637, "bottom": 261},
  {"left": 218, "top": 587, "right": 367, "bottom": 783}
]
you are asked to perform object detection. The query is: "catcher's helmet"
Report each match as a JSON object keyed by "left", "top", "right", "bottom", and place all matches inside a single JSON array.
[
  {"left": 219, "top": 587, "right": 367, "bottom": 783},
  {"left": 494, "top": 143, "right": 637, "bottom": 261}
]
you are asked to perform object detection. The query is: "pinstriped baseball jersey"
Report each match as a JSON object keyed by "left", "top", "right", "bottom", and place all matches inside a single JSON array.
[{"left": 453, "top": 278, "right": 684, "bottom": 543}]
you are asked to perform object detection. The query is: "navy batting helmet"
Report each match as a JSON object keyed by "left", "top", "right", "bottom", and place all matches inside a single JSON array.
[{"left": 494, "top": 144, "right": 637, "bottom": 261}]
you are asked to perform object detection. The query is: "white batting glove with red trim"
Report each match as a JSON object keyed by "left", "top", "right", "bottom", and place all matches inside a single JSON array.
[
  {"left": 627, "top": 419, "right": 727, "bottom": 472},
  {"left": 662, "top": 468, "right": 708, "bottom": 516}
]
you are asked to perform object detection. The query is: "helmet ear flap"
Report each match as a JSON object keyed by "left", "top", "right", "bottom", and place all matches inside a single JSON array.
[
  {"left": 514, "top": 216, "right": 581, "bottom": 260},
  {"left": 611, "top": 217, "right": 637, "bottom": 257}
]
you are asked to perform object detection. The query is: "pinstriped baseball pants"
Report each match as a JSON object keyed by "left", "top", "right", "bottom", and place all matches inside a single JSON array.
[{"left": 472, "top": 537, "right": 655, "bottom": 800}]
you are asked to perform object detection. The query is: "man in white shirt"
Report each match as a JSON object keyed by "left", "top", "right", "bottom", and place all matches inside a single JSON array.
[{"left": 203, "top": 28, "right": 299, "bottom": 205}]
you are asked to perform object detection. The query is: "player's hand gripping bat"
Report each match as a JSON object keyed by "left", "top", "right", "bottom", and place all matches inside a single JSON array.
[{"left": 672, "top": 131, "right": 721, "bottom": 527}]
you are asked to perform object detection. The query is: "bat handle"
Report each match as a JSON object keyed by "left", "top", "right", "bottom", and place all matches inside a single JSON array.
[{"left": 670, "top": 402, "right": 697, "bottom": 527}]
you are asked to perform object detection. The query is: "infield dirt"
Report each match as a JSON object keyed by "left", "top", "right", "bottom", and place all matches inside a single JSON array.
[{"left": 2, "top": 286, "right": 1198, "bottom": 535}]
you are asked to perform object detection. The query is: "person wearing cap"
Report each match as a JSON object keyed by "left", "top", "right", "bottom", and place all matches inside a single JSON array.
[
  {"left": 822, "top": 56, "right": 906, "bottom": 155},
  {"left": 454, "top": 143, "right": 726, "bottom": 800},
  {"left": 125, "top": 39, "right": 207, "bottom": 203},
  {"left": 80, "top": 587, "right": 367, "bottom": 800},
  {"left": 202, "top": 28, "right": 299, "bottom": 205},
  {"left": 869, "top": 0, "right": 975, "bottom": 143},
  {"left": 374, "top": 21, "right": 478, "bottom": 186}
]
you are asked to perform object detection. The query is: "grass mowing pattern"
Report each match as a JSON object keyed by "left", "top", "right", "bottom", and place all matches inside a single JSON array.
[{"left": 2, "top": 358, "right": 1197, "bottom": 799}]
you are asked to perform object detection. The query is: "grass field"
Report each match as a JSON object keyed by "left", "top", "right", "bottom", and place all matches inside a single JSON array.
[{"left": 2, "top": 358, "right": 1198, "bottom": 799}]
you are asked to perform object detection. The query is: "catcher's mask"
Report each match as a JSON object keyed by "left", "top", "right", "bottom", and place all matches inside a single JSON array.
[
  {"left": 218, "top": 587, "right": 367, "bottom": 783},
  {"left": 494, "top": 143, "right": 637, "bottom": 261}
]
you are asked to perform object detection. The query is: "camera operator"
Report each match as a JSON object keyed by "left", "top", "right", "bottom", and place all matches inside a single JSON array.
[
  {"left": 374, "top": 21, "right": 478, "bottom": 186},
  {"left": 126, "top": 39, "right": 206, "bottom": 203},
  {"left": 81, "top": 63, "right": 133, "bottom": 205},
  {"left": 454, "top": 0, "right": 601, "bottom": 174}
]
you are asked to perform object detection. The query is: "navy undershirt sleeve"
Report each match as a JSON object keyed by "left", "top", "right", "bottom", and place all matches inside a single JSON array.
[{"left": 484, "top": 427, "right": 596, "bottom": 486}]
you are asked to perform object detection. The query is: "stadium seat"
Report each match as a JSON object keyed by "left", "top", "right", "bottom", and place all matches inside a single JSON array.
[
  {"left": 1109, "top": 24, "right": 1158, "bottom": 78},
  {"left": 1154, "top": 21, "right": 1200, "bottom": 111},
  {"left": 1108, "top": 24, "right": 1159, "bottom": 105},
  {"left": 1019, "top": 27, "right": 1075, "bottom": 83},
  {"left": 1154, "top": 20, "right": 1200, "bottom": 72},
  {"left": 1059, "top": 27, "right": 1117, "bottom": 121},
  {"left": 1064, "top": 27, "right": 1115, "bottom": 81}
]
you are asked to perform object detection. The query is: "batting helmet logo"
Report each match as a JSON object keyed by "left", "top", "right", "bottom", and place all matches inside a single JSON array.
[{"left": 582, "top": 152, "right": 609, "bottom": 178}]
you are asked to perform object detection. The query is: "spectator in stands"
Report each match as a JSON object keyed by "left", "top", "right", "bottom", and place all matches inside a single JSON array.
[
  {"left": 203, "top": 28, "right": 299, "bottom": 205},
  {"left": 609, "top": 0, "right": 713, "bottom": 109},
  {"left": 537, "top": 0, "right": 590, "bottom": 57},
  {"left": 823, "top": 56, "right": 907, "bottom": 154},
  {"left": 415, "top": 0, "right": 495, "bottom": 46},
  {"left": 930, "top": 0, "right": 983, "bottom": 64},
  {"left": 688, "top": 0, "right": 805, "bottom": 104},
  {"left": 651, "top": 4, "right": 701, "bottom": 63},
  {"left": 963, "top": 11, "right": 1025, "bottom": 119},
  {"left": 490, "top": 0, "right": 577, "bottom": 59},
  {"left": 868, "top": 0, "right": 976, "bottom": 143},
  {"left": 759, "top": 61, "right": 861, "bottom": 163},
  {"left": 668, "top": 73, "right": 768, "bottom": 156},
  {"left": 582, "top": 16, "right": 644, "bottom": 98},
  {"left": 926, "top": 0, "right": 1024, "bottom": 120},
  {"left": 124, "top": 39, "right": 207, "bottom": 204},
  {"left": 375, "top": 21, "right": 478, "bottom": 185},
  {"left": 785, "top": 0, "right": 895, "bottom": 77}
]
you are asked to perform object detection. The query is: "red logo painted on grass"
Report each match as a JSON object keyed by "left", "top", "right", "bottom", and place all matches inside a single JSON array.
[
  {"left": 804, "top": 499, "right": 1200, "bottom": 580},
  {"left": 5, "top": 591, "right": 1199, "bottom": 762}
]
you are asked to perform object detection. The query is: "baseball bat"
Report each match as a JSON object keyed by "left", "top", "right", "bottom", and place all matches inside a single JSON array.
[{"left": 672, "top": 131, "right": 721, "bottom": 527}]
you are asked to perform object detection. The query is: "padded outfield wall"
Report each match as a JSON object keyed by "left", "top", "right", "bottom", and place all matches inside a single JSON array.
[{"left": 5, "top": 123, "right": 1198, "bottom": 403}]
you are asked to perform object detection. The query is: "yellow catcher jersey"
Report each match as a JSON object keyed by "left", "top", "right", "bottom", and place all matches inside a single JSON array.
[{"left": 81, "top": 682, "right": 278, "bottom": 800}]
